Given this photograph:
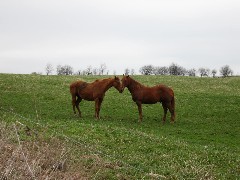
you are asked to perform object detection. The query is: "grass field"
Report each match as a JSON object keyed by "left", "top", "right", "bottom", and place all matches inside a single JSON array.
[{"left": 0, "top": 74, "right": 240, "bottom": 179}]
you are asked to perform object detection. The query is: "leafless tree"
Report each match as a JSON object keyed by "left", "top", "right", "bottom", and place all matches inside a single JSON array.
[
  {"left": 64, "top": 65, "right": 73, "bottom": 75},
  {"left": 99, "top": 63, "right": 107, "bottom": 75},
  {"left": 56, "top": 65, "right": 62, "bottom": 75},
  {"left": 169, "top": 63, "right": 186, "bottom": 76},
  {"left": 75, "top": 70, "right": 81, "bottom": 75},
  {"left": 220, "top": 65, "right": 233, "bottom": 77},
  {"left": 56, "top": 65, "right": 73, "bottom": 75},
  {"left": 45, "top": 63, "right": 54, "bottom": 75},
  {"left": 124, "top": 68, "right": 130, "bottom": 75},
  {"left": 92, "top": 68, "right": 98, "bottom": 75},
  {"left": 211, "top": 69, "right": 217, "bottom": 78},
  {"left": 198, "top": 68, "right": 210, "bottom": 77},
  {"left": 154, "top": 66, "right": 169, "bottom": 75},
  {"left": 31, "top": 72, "right": 42, "bottom": 75},
  {"left": 139, "top": 65, "right": 154, "bottom": 75},
  {"left": 131, "top": 69, "right": 135, "bottom": 75},
  {"left": 85, "top": 66, "right": 92, "bottom": 75},
  {"left": 188, "top": 69, "right": 196, "bottom": 76}
]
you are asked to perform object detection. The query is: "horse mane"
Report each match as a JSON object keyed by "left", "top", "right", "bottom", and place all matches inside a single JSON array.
[
  {"left": 128, "top": 77, "right": 145, "bottom": 91},
  {"left": 90, "top": 78, "right": 114, "bottom": 90},
  {"left": 93, "top": 78, "right": 112, "bottom": 84}
]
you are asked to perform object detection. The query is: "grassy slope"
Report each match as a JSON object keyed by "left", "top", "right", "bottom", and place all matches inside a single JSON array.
[{"left": 0, "top": 74, "right": 239, "bottom": 179}]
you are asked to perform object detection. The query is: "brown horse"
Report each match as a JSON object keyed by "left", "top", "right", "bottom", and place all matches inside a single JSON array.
[
  {"left": 121, "top": 75, "right": 175, "bottom": 123},
  {"left": 70, "top": 76, "right": 122, "bottom": 119}
]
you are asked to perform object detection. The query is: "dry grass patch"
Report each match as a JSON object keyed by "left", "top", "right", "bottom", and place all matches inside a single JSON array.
[{"left": 0, "top": 121, "right": 117, "bottom": 180}]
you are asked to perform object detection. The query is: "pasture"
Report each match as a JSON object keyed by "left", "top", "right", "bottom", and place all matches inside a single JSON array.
[{"left": 0, "top": 74, "right": 239, "bottom": 179}]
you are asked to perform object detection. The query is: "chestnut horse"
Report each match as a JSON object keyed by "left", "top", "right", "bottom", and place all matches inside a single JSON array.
[
  {"left": 70, "top": 76, "right": 122, "bottom": 119},
  {"left": 121, "top": 75, "right": 175, "bottom": 123}
]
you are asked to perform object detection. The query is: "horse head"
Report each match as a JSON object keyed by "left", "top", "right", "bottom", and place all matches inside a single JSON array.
[
  {"left": 121, "top": 74, "right": 130, "bottom": 93},
  {"left": 112, "top": 76, "right": 122, "bottom": 93}
]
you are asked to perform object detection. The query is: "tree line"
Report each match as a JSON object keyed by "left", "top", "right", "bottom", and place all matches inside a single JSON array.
[
  {"left": 43, "top": 63, "right": 234, "bottom": 78},
  {"left": 45, "top": 63, "right": 109, "bottom": 76},
  {"left": 139, "top": 63, "right": 233, "bottom": 77}
]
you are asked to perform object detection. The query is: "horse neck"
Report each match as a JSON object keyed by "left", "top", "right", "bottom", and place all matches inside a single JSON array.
[
  {"left": 127, "top": 78, "right": 143, "bottom": 93},
  {"left": 101, "top": 78, "right": 114, "bottom": 92}
]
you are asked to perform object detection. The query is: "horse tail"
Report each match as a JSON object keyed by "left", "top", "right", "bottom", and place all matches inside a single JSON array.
[
  {"left": 171, "top": 94, "right": 176, "bottom": 119},
  {"left": 70, "top": 82, "right": 76, "bottom": 95},
  {"left": 70, "top": 82, "right": 78, "bottom": 105}
]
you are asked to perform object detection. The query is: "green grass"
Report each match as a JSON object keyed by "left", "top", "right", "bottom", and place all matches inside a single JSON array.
[{"left": 0, "top": 74, "right": 240, "bottom": 179}]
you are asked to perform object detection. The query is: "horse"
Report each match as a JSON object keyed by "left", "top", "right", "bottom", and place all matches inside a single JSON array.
[
  {"left": 121, "top": 75, "right": 175, "bottom": 123},
  {"left": 70, "top": 76, "right": 122, "bottom": 119}
]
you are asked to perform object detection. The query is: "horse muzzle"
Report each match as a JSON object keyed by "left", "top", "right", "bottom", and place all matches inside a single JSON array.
[{"left": 120, "top": 87, "right": 125, "bottom": 93}]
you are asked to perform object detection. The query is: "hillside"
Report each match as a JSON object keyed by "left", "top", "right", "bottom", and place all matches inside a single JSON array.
[{"left": 0, "top": 74, "right": 240, "bottom": 179}]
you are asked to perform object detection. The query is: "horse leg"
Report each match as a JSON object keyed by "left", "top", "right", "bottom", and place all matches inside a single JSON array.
[
  {"left": 165, "top": 101, "right": 175, "bottom": 123},
  {"left": 76, "top": 97, "right": 82, "bottom": 117},
  {"left": 97, "top": 98, "right": 103, "bottom": 119},
  {"left": 161, "top": 102, "right": 168, "bottom": 124},
  {"left": 170, "top": 97, "right": 176, "bottom": 123},
  {"left": 95, "top": 98, "right": 100, "bottom": 119},
  {"left": 168, "top": 101, "right": 175, "bottom": 123},
  {"left": 136, "top": 101, "right": 142, "bottom": 122},
  {"left": 72, "top": 95, "right": 77, "bottom": 114}
]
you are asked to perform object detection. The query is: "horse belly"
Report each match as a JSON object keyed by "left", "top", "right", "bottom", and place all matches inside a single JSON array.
[
  {"left": 142, "top": 94, "right": 159, "bottom": 104},
  {"left": 142, "top": 99, "right": 158, "bottom": 104},
  {"left": 78, "top": 89, "right": 95, "bottom": 101}
]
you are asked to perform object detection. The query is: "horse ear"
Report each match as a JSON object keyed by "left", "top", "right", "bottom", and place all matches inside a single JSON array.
[
  {"left": 127, "top": 75, "right": 129, "bottom": 78},
  {"left": 115, "top": 76, "right": 117, "bottom": 79}
]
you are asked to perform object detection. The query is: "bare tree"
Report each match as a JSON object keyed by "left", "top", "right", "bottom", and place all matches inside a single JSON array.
[
  {"left": 169, "top": 63, "right": 186, "bottom": 76},
  {"left": 56, "top": 65, "right": 73, "bottom": 75},
  {"left": 220, "top": 65, "right": 233, "bottom": 77},
  {"left": 45, "top": 63, "right": 54, "bottom": 75},
  {"left": 154, "top": 66, "right": 169, "bottom": 75},
  {"left": 75, "top": 70, "right": 81, "bottom": 75},
  {"left": 139, "top": 65, "right": 154, "bottom": 75},
  {"left": 56, "top": 65, "right": 62, "bottom": 75},
  {"left": 85, "top": 66, "right": 92, "bottom": 75},
  {"left": 92, "top": 68, "right": 98, "bottom": 75},
  {"left": 211, "top": 69, "right": 217, "bottom": 78},
  {"left": 169, "top": 63, "right": 178, "bottom": 75},
  {"left": 131, "top": 69, "right": 135, "bottom": 75},
  {"left": 198, "top": 68, "right": 210, "bottom": 77},
  {"left": 31, "top": 72, "right": 42, "bottom": 75},
  {"left": 179, "top": 67, "right": 187, "bottom": 76},
  {"left": 124, "top": 68, "right": 130, "bottom": 75},
  {"left": 187, "top": 69, "right": 196, "bottom": 77},
  {"left": 64, "top": 65, "right": 73, "bottom": 75},
  {"left": 99, "top": 63, "right": 107, "bottom": 75}
]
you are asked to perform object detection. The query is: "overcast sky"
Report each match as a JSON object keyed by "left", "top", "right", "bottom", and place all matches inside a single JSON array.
[{"left": 0, "top": 0, "right": 240, "bottom": 75}]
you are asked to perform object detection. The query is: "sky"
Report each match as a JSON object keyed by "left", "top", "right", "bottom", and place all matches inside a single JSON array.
[{"left": 0, "top": 0, "right": 240, "bottom": 75}]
